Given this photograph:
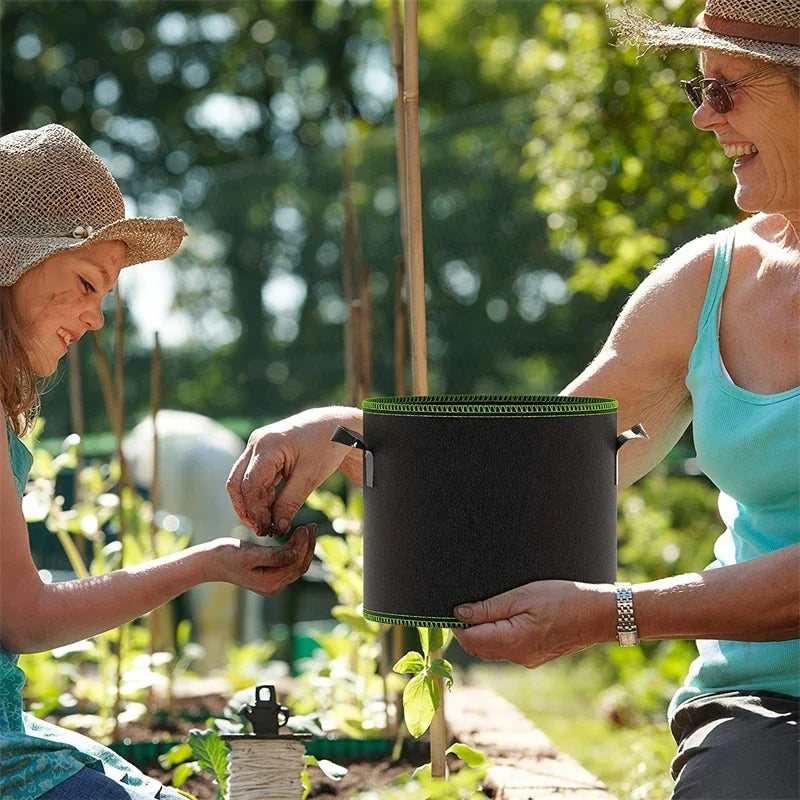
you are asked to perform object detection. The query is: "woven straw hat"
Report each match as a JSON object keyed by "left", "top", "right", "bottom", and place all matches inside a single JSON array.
[
  {"left": 615, "top": 0, "right": 800, "bottom": 67},
  {"left": 0, "top": 124, "right": 187, "bottom": 287}
]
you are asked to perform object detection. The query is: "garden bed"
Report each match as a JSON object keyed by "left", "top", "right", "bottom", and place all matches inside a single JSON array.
[{"left": 42, "top": 680, "right": 615, "bottom": 798}]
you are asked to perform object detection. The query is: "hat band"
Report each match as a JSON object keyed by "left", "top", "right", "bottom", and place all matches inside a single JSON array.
[{"left": 698, "top": 12, "right": 800, "bottom": 47}]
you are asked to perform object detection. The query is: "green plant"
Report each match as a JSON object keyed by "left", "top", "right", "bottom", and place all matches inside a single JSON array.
[
  {"left": 351, "top": 743, "right": 487, "bottom": 799},
  {"left": 19, "top": 422, "right": 200, "bottom": 741},
  {"left": 288, "top": 489, "right": 402, "bottom": 738},
  {"left": 393, "top": 628, "right": 454, "bottom": 738},
  {"left": 300, "top": 754, "right": 348, "bottom": 799}
]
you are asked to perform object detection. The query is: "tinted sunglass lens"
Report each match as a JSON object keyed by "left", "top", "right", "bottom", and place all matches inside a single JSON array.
[
  {"left": 680, "top": 81, "right": 702, "bottom": 108},
  {"left": 703, "top": 80, "right": 732, "bottom": 113}
]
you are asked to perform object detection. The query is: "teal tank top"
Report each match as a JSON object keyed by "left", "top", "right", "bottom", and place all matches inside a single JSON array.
[
  {"left": 1, "top": 418, "right": 162, "bottom": 798},
  {"left": 669, "top": 228, "right": 800, "bottom": 717}
]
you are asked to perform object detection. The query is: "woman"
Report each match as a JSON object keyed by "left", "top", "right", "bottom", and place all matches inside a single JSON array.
[
  {"left": 0, "top": 124, "right": 317, "bottom": 799},
  {"left": 226, "top": 2, "right": 799, "bottom": 797}
]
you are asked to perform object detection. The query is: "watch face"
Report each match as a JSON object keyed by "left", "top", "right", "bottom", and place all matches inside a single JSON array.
[{"left": 618, "top": 630, "right": 639, "bottom": 647}]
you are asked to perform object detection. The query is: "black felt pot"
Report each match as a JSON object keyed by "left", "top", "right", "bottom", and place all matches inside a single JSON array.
[{"left": 332, "top": 395, "right": 646, "bottom": 628}]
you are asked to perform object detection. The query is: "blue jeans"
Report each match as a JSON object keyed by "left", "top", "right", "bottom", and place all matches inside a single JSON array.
[{"left": 39, "top": 767, "right": 184, "bottom": 800}]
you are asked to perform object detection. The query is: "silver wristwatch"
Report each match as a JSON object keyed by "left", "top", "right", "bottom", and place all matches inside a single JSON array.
[{"left": 615, "top": 582, "right": 640, "bottom": 646}]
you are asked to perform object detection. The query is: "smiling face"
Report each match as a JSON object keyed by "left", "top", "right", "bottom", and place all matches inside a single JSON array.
[
  {"left": 691, "top": 52, "right": 800, "bottom": 221},
  {"left": 9, "top": 240, "right": 126, "bottom": 376}
]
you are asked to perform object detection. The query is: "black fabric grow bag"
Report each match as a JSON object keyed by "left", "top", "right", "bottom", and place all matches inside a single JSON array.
[{"left": 332, "top": 395, "right": 645, "bottom": 628}]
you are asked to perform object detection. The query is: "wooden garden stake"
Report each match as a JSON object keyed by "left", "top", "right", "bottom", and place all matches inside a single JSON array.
[
  {"left": 112, "top": 286, "right": 127, "bottom": 741},
  {"left": 391, "top": 0, "right": 411, "bottom": 285},
  {"left": 403, "top": 0, "right": 448, "bottom": 780},
  {"left": 342, "top": 138, "right": 371, "bottom": 407},
  {"left": 146, "top": 333, "right": 175, "bottom": 714},
  {"left": 390, "top": 0, "right": 410, "bottom": 740},
  {"left": 403, "top": 0, "right": 428, "bottom": 395},
  {"left": 67, "top": 344, "right": 85, "bottom": 488},
  {"left": 67, "top": 343, "right": 86, "bottom": 560}
]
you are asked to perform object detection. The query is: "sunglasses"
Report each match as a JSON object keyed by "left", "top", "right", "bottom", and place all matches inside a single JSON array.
[{"left": 680, "top": 66, "right": 774, "bottom": 114}]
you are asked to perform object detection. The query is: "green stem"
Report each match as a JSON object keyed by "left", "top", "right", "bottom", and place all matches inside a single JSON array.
[{"left": 54, "top": 529, "right": 89, "bottom": 579}]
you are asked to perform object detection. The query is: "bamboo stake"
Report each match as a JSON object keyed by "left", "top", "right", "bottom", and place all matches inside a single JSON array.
[
  {"left": 112, "top": 286, "right": 127, "bottom": 741},
  {"left": 390, "top": 0, "right": 410, "bottom": 742},
  {"left": 403, "top": 0, "right": 428, "bottom": 399},
  {"left": 358, "top": 248, "right": 372, "bottom": 401},
  {"left": 67, "top": 343, "right": 86, "bottom": 560},
  {"left": 67, "top": 344, "right": 85, "bottom": 485},
  {"left": 146, "top": 333, "right": 174, "bottom": 715},
  {"left": 393, "top": 255, "right": 408, "bottom": 398},
  {"left": 391, "top": 0, "right": 411, "bottom": 303},
  {"left": 149, "top": 333, "right": 161, "bottom": 548},
  {"left": 403, "top": 0, "right": 448, "bottom": 780},
  {"left": 342, "top": 154, "right": 358, "bottom": 408}
]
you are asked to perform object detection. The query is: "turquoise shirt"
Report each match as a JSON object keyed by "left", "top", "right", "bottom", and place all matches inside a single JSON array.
[
  {"left": 1, "top": 418, "right": 162, "bottom": 798},
  {"left": 669, "top": 228, "right": 800, "bottom": 717}
]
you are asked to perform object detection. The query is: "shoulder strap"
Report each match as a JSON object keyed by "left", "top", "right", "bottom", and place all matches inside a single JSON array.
[{"left": 695, "top": 227, "right": 735, "bottom": 339}]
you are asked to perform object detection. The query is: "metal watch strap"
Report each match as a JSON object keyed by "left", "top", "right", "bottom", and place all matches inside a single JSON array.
[{"left": 615, "top": 581, "right": 640, "bottom": 646}]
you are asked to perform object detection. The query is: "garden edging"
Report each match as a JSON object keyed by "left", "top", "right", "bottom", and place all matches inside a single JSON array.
[{"left": 447, "top": 685, "right": 617, "bottom": 799}]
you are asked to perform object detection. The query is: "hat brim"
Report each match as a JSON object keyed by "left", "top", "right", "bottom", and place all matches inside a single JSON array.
[
  {"left": 0, "top": 216, "right": 187, "bottom": 287},
  {"left": 614, "top": 6, "right": 800, "bottom": 67}
]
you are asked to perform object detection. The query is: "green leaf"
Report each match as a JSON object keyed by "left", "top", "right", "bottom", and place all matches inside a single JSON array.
[
  {"left": 403, "top": 672, "right": 439, "bottom": 738},
  {"left": 318, "top": 759, "right": 348, "bottom": 781},
  {"left": 301, "top": 768, "right": 311, "bottom": 800},
  {"left": 306, "top": 490, "right": 347, "bottom": 522},
  {"left": 176, "top": 619, "right": 193, "bottom": 652},
  {"left": 412, "top": 762, "right": 432, "bottom": 781},
  {"left": 172, "top": 761, "right": 199, "bottom": 787},
  {"left": 393, "top": 650, "right": 425, "bottom": 675},
  {"left": 159, "top": 742, "right": 193, "bottom": 769},
  {"left": 430, "top": 658, "right": 454, "bottom": 688},
  {"left": 331, "top": 604, "right": 380, "bottom": 637},
  {"left": 446, "top": 742, "right": 486, "bottom": 767},
  {"left": 188, "top": 728, "right": 229, "bottom": 798},
  {"left": 303, "top": 754, "right": 348, "bottom": 781}
]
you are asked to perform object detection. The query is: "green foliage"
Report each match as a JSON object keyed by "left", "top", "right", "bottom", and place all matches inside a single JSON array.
[
  {"left": 402, "top": 672, "right": 440, "bottom": 738},
  {"left": 289, "top": 489, "right": 395, "bottom": 738},
  {"left": 393, "top": 630, "right": 454, "bottom": 738},
  {"left": 223, "top": 639, "right": 278, "bottom": 691},
  {"left": 19, "top": 424, "right": 201, "bottom": 740},
  {"left": 352, "top": 746, "right": 488, "bottom": 799},
  {"left": 522, "top": 1, "right": 736, "bottom": 302},
  {"left": 302, "top": 754, "right": 348, "bottom": 781},
  {"left": 3, "top": 0, "right": 736, "bottom": 434},
  {"left": 446, "top": 742, "right": 486, "bottom": 768},
  {"left": 187, "top": 728, "right": 229, "bottom": 800}
]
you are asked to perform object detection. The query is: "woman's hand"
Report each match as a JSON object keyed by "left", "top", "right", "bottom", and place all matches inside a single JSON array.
[
  {"left": 208, "top": 524, "right": 318, "bottom": 596},
  {"left": 227, "top": 406, "right": 363, "bottom": 537},
  {"left": 453, "top": 580, "right": 616, "bottom": 668}
]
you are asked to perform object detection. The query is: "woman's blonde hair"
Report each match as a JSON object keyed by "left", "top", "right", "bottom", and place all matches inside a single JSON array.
[{"left": 0, "top": 286, "right": 39, "bottom": 437}]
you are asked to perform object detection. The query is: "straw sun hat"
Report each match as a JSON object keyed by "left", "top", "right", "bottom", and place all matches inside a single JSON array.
[
  {"left": 616, "top": 0, "right": 800, "bottom": 67},
  {"left": 0, "top": 124, "right": 187, "bottom": 287}
]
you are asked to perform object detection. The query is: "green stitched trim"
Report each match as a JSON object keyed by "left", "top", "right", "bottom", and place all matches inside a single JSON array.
[
  {"left": 362, "top": 394, "right": 617, "bottom": 417},
  {"left": 363, "top": 608, "right": 469, "bottom": 629}
]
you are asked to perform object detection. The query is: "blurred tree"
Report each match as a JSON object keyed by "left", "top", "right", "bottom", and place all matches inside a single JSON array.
[{"left": 1, "top": 0, "right": 738, "bottom": 438}]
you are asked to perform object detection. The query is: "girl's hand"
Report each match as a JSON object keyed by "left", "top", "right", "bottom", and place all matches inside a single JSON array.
[{"left": 209, "top": 523, "right": 317, "bottom": 596}]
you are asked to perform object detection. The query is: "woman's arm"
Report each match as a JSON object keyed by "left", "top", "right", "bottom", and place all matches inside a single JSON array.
[
  {"left": 0, "top": 415, "right": 315, "bottom": 654},
  {"left": 562, "top": 233, "right": 717, "bottom": 488},
  {"left": 454, "top": 545, "right": 800, "bottom": 667},
  {"left": 454, "top": 230, "right": 800, "bottom": 662}
]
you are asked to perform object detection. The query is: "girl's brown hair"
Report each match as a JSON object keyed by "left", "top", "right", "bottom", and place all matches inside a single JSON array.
[{"left": 0, "top": 286, "right": 39, "bottom": 437}]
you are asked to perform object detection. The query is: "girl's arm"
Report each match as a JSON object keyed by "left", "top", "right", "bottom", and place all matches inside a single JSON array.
[{"left": 1, "top": 412, "right": 315, "bottom": 654}]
